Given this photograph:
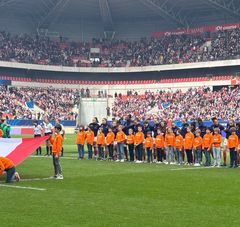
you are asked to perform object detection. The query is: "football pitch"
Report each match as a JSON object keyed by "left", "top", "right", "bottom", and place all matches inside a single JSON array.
[{"left": 1, "top": 135, "right": 240, "bottom": 227}]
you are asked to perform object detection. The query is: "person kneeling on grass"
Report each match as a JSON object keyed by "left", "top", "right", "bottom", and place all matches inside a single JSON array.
[
  {"left": 0, "top": 157, "right": 20, "bottom": 183},
  {"left": 50, "top": 124, "right": 64, "bottom": 180}
]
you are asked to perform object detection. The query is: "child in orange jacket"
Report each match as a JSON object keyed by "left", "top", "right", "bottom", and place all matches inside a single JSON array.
[
  {"left": 0, "top": 157, "right": 20, "bottom": 183},
  {"left": 0, "top": 128, "right": 3, "bottom": 138},
  {"left": 211, "top": 128, "right": 222, "bottom": 167},
  {"left": 115, "top": 125, "right": 126, "bottom": 162},
  {"left": 184, "top": 127, "right": 194, "bottom": 165},
  {"left": 203, "top": 128, "right": 213, "bottom": 166},
  {"left": 97, "top": 127, "right": 105, "bottom": 160},
  {"left": 76, "top": 126, "right": 86, "bottom": 160},
  {"left": 145, "top": 131, "right": 154, "bottom": 163},
  {"left": 193, "top": 130, "right": 203, "bottom": 166},
  {"left": 165, "top": 127, "right": 175, "bottom": 164},
  {"left": 127, "top": 128, "right": 135, "bottom": 162},
  {"left": 228, "top": 127, "right": 239, "bottom": 168},
  {"left": 175, "top": 130, "right": 184, "bottom": 164},
  {"left": 106, "top": 127, "right": 115, "bottom": 160},
  {"left": 135, "top": 125, "right": 145, "bottom": 163},
  {"left": 155, "top": 129, "right": 165, "bottom": 163},
  {"left": 86, "top": 126, "right": 94, "bottom": 159},
  {"left": 50, "top": 124, "right": 63, "bottom": 179}
]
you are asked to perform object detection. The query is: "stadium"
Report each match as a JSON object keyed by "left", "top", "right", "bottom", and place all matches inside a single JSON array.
[{"left": 0, "top": 0, "right": 240, "bottom": 226}]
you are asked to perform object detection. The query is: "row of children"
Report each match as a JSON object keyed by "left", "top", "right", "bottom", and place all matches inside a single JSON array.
[{"left": 76, "top": 124, "right": 239, "bottom": 167}]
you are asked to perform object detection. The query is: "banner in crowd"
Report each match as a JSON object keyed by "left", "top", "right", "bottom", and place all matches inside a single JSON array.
[
  {"left": 0, "top": 136, "right": 48, "bottom": 166},
  {"left": 5, "top": 120, "right": 76, "bottom": 127},
  {"left": 152, "top": 23, "right": 240, "bottom": 38}
]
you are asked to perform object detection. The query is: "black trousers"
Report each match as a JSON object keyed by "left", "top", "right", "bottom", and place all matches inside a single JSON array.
[
  {"left": 230, "top": 148, "right": 238, "bottom": 167},
  {"left": 135, "top": 143, "right": 143, "bottom": 161},
  {"left": 108, "top": 144, "right": 114, "bottom": 159},
  {"left": 34, "top": 134, "right": 42, "bottom": 155},
  {"left": 128, "top": 144, "right": 134, "bottom": 161},
  {"left": 156, "top": 148, "right": 164, "bottom": 162},
  {"left": 185, "top": 149, "right": 193, "bottom": 164}
]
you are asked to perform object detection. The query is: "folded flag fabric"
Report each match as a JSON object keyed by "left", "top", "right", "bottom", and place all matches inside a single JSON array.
[{"left": 0, "top": 136, "right": 49, "bottom": 166}]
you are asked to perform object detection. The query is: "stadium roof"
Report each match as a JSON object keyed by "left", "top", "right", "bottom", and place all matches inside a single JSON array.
[{"left": 0, "top": 0, "right": 239, "bottom": 40}]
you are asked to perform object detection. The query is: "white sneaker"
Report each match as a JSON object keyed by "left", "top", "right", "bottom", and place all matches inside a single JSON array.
[
  {"left": 163, "top": 161, "right": 168, "bottom": 164},
  {"left": 115, "top": 159, "right": 120, "bottom": 162},
  {"left": 56, "top": 175, "right": 64, "bottom": 180},
  {"left": 15, "top": 172, "right": 20, "bottom": 182},
  {"left": 217, "top": 165, "right": 221, "bottom": 168},
  {"left": 120, "top": 159, "right": 124, "bottom": 163},
  {"left": 170, "top": 162, "right": 175, "bottom": 165}
]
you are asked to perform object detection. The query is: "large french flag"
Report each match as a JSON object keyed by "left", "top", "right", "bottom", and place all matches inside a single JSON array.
[{"left": 0, "top": 136, "right": 49, "bottom": 166}]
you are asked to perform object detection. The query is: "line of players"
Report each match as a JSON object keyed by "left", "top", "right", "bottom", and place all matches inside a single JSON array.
[
  {"left": 33, "top": 118, "right": 65, "bottom": 157},
  {"left": 76, "top": 117, "right": 240, "bottom": 168}
]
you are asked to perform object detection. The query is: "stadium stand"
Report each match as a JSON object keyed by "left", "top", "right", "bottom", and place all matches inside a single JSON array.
[{"left": 0, "top": 28, "right": 239, "bottom": 67}]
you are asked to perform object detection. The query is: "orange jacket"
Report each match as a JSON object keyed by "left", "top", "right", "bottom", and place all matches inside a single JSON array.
[
  {"left": 116, "top": 131, "right": 126, "bottom": 143},
  {"left": 0, "top": 129, "right": 3, "bottom": 138},
  {"left": 97, "top": 132, "right": 105, "bottom": 145},
  {"left": 203, "top": 134, "right": 213, "bottom": 149},
  {"left": 193, "top": 136, "right": 203, "bottom": 149},
  {"left": 76, "top": 131, "right": 86, "bottom": 145},
  {"left": 184, "top": 132, "right": 194, "bottom": 149},
  {"left": 228, "top": 134, "right": 239, "bottom": 150},
  {"left": 106, "top": 132, "right": 115, "bottom": 145},
  {"left": 0, "top": 157, "right": 14, "bottom": 175},
  {"left": 127, "top": 134, "right": 135, "bottom": 145},
  {"left": 135, "top": 132, "right": 145, "bottom": 145},
  {"left": 175, "top": 135, "right": 183, "bottom": 149},
  {"left": 165, "top": 133, "right": 175, "bottom": 147},
  {"left": 50, "top": 133, "right": 63, "bottom": 155},
  {"left": 86, "top": 131, "right": 94, "bottom": 145},
  {"left": 211, "top": 134, "right": 222, "bottom": 148},
  {"left": 155, "top": 135, "right": 165, "bottom": 148},
  {"left": 145, "top": 137, "right": 154, "bottom": 149}
]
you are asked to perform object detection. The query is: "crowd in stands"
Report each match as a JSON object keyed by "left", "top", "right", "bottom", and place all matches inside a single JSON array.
[
  {"left": 0, "top": 86, "right": 80, "bottom": 120},
  {"left": 112, "top": 87, "right": 240, "bottom": 121},
  {"left": 0, "top": 28, "right": 240, "bottom": 67},
  {"left": 1, "top": 85, "right": 240, "bottom": 121}
]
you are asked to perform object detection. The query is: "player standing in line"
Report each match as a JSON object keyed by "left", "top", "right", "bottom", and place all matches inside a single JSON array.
[
  {"left": 33, "top": 120, "right": 43, "bottom": 156},
  {"left": 43, "top": 118, "right": 53, "bottom": 156}
]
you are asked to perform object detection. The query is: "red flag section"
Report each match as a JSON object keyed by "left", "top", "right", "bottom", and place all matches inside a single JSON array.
[{"left": 6, "top": 136, "right": 49, "bottom": 166}]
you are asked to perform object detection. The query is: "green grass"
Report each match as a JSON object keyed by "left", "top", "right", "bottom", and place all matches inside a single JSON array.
[{"left": 1, "top": 134, "right": 240, "bottom": 226}]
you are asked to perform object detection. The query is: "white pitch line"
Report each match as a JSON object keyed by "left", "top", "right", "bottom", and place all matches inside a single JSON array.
[
  {"left": 30, "top": 155, "right": 77, "bottom": 160},
  {"left": 171, "top": 166, "right": 216, "bottom": 171},
  {"left": 0, "top": 184, "right": 46, "bottom": 191},
  {"left": 20, "top": 177, "right": 54, "bottom": 182}
]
